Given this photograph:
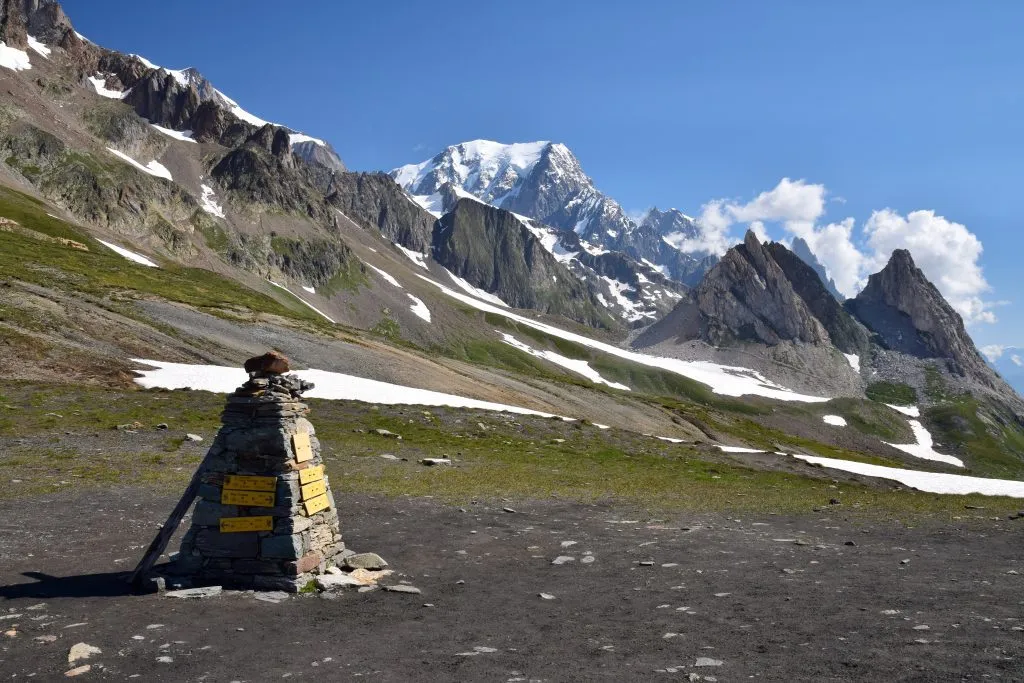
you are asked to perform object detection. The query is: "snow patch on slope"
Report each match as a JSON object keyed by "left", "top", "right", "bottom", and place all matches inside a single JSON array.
[
  {"left": 822, "top": 415, "right": 847, "bottom": 427},
  {"left": 0, "top": 42, "right": 31, "bottom": 71},
  {"left": 88, "top": 75, "right": 126, "bottom": 99},
  {"left": 407, "top": 294, "right": 431, "bottom": 322},
  {"left": 199, "top": 184, "right": 225, "bottom": 218},
  {"left": 416, "top": 274, "right": 829, "bottom": 403},
  {"left": 97, "top": 239, "right": 158, "bottom": 268},
  {"left": 886, "top": 404, "right": 921, "bottom": 417},
  {"left": 367, "top": 264, "right": 401, "bottom": 288},
  {"left": 446, "top": 269, "right": 509, "bottom": 307},
  {"left": 792, "top": 454, "right": 1024, "bottom": 498},
  {"left": 130, "top": 359, "right": 560, "bottom": 418},
  {"left": 844, "top": 354, "right": 861, "bottom": 373},
  {"left": 395, "top": 244, "right": 429, "bottom": 269},
  {"left": 268, "top": 280, "right": 335, "bottom": 324},
  {"left": 150, "top": 124, "right": 196, "bottom": 143},
  {"left": 500, "top": 333, "right": 630, "bottom": 391},
  {"left": 27, "top": 36, "right": 50, "bottom": 58},
  {"left": 106, "top": 148, "right": 173, "bottom": 180},
  {"left": 885, "top": 420, "right": 964, "bottom": 467}
]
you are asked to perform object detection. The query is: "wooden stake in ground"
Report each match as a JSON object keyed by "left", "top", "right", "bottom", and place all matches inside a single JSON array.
[{"left": 129, "top": 462, "right": 206, "bottom": 590}]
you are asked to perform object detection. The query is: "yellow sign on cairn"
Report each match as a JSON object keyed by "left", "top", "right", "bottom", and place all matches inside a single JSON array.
[
  {"left": 298, "top": 464, "right": 325, "bottom": 486},
  {"left": 223, "top": 475, "right": 277, "bottom": 492},
  {"left": 303, "top": 493, "right": 330, "bottom": 516},
  {"left": 292, "top": 432, "right": 313, "bottom": 463},
  {"left": 221, "top": 490, "right": 276, "bottom": 507},
  {"left": 300, "top": 479, "right": 327, "bottom": 501},
  {"left": 220, "top": 516, "right": 273, "bottom": 533}
]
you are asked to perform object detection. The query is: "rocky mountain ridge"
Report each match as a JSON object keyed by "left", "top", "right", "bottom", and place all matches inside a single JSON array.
[{"left": 392, "top": 141, "right": 720, "bottom": 286}]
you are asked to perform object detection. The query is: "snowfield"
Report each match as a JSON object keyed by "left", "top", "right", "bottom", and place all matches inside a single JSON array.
[
  {"left": 416, "top": 274, "right": 830, "bottom": 403},
  {"left": 97, "top": 240, "right": 159, "bottom": 268},
  {"left": 395, "top": 244, "right": 429, "bottom": 269},
  {"left": 130, "top": 359, "right": 559, "bottom": 418},
  {"left": 0, "top": 42, "right": 32, "bottom": 71},
  {"left": 106, "top": 148, "right": 173, "bottom": 180},
  {"left": 844, "top": 354, "right": 861, "bottom": 373},
  {"left": 446, "top": 269, "right": 509, "bottom": 307},
  {"left": 88, "top": 75, "right": 126, "bottom": 99},
  {"left": 27, "top": 36, "right": 50, "bottom": 58},
  {"left": 886, "top": 404, "right": 921, "bottom": 417},
  {"left": 199, "top": 184, "right": 225, "bottom": 218},
  {"left": 367, "top": 264, "right": 401, "bottom": 288},
  {"left": 407, "top": 294, "right": 432, "bottom": 322},
  {"left": 885, "top": 419, "right": 964, "bottom": 468},
  {"left": 792, "top": 454, "right": 1024, "bottom": 498},
  {"left": 499, "top": 333, "right": 630, "bottom": 390},
  {"left": 822, "top": 415, "right": 847, "bottom": 426},
  {"left": 150, "top": 124, "right": 196, "bottom": 143}
]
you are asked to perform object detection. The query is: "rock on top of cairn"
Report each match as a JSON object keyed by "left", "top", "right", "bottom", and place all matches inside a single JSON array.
[
  {"left": 244, "top": 351, "right": 291, "bottom": 376},
  {"left": 236, "top": 352, "right": 314, "bottom": 399}
]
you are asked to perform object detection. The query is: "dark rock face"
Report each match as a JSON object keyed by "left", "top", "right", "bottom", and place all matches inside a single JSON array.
[
  {"left": 767, "top": 242, "right": 869, "bottom": 354},
  {"left": 326, "top": 172, "right": 435, "bottom": 252},
  {"left": 694, "top": 231, "right": 829, "bottom": 346},
  {"left": 433, "top": 199, "right": 617, "bottom": 330},
  {"left": 636, "top": 232, "right": 867, "bottom": 352},
  {"left": 121, "top": 70, "right": 201, "bottom": 131},
  {"left": 790, "top": 237, "right": 843, "bottom": 301},
  {"left": 847, "top": 250, "right": 988, "bottom": 376}
]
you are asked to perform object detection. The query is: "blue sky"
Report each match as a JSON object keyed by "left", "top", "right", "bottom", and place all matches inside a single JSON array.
[{"left": 66, "top": 0, "right": 1024, "bottom": 353}]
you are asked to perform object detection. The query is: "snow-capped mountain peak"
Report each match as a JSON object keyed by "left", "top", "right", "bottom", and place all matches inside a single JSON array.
[{"left": 393, "top": 140, "right": 553, "bottom": 207}]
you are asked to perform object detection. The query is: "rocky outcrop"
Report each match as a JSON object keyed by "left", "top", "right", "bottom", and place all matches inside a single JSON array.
[
  {"left": 326, "top": 172, "right": 435, "bottom": 252},
  {"left": 767, "top": 242, "right": 869, "bottom": 354},
  {"left": 433, "top": 198, "right": 617, "bottom": 330},
  {"left": 693, "top": 231, "right": 829, "bottom": 346},
  {"left": 847, "top": 250, "right": 988, "bottom": 376},
  {"left": 292, "top": 140, "right": 345, "bottom": 174}
]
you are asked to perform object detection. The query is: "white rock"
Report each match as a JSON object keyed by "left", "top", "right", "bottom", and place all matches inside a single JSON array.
[
  {"left": 551, "top": 556, "right": 575, "bottom": 565},
  {"left": 316, "top": 574, "right": 362, "bottom": 591},
  {"left": 695, "top": 657, "right": 723, "bottom": 667},
  {"left": 165, "top": 586, "right": 222, "bottom": 599},
  {"left": 68, "top": 643, "right": 101, "bottom": 664}
]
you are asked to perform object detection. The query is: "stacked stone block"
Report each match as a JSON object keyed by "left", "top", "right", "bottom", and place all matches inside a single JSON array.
[{"left": 176, "top": 365, "right": 344, "bottom": 592}]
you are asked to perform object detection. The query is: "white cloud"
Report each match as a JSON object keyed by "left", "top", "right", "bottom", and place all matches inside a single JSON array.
[
  {"left": 690, "top": 178, "right": 999, "bottom": 325},
  {"left": 981, "top": 344, "right": 1008, "bottom": 362},
  {"left": 727, "top": 178, "right": 827, "bottom": 225},
  {"left": 862, "top": 209, "right": 993, "bottom": 323},
  {"left": 1013, "top": 354, "right": 1023, "bottom": 367}
]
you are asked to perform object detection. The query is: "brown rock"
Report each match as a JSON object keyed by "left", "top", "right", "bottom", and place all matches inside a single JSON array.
[
  {"left": 244, "top": 351, "right": 290, "bottom": 375},
  {"left": 285, "top": 550, "right": 323, "bottom": 576}
]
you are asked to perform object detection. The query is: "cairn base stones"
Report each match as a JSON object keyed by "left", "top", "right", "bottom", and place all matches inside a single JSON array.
[{"left": 174, "top": 353, "right": 344, "bottom": 592}]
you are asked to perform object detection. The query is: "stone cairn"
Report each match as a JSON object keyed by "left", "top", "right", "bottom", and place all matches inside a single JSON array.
[{"left": 173, "top": 352, "right": 344, "bottom": 592}]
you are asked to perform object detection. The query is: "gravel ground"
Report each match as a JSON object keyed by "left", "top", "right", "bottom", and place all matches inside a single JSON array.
[{"left": 1, "top": 489, "right": 1022, "bottom": 681}]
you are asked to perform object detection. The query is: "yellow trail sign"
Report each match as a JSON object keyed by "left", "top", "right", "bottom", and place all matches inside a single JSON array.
[
  {"left": 292, "top": 432, "right": 313, "bottom": 463},
  {"left": 300, "top": 479, "right": 326, "bottom": 501},
  {"left": 223, "top": 475, "right": 277, "bottom": 492},
  {"left": 220, "top": 516, "right": 273, "bottom": 533},
  {"left": 303, "top": 493, "right": 330, "bottom": 516},
  {"left": 221, "top": 489, "right": 276, "bottom": 507},
  {"left": 298, "top": 465, "right": 324, "bottom": 486}
]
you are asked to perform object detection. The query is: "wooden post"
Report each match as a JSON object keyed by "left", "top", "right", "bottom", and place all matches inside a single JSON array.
[{"left": 129, "top": 461, "right": 205, "bottom": 591}]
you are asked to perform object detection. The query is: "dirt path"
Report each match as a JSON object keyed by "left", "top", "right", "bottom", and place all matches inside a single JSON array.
[{"left": 0, "top": 490, "right": 1021, "bottom": 681}]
